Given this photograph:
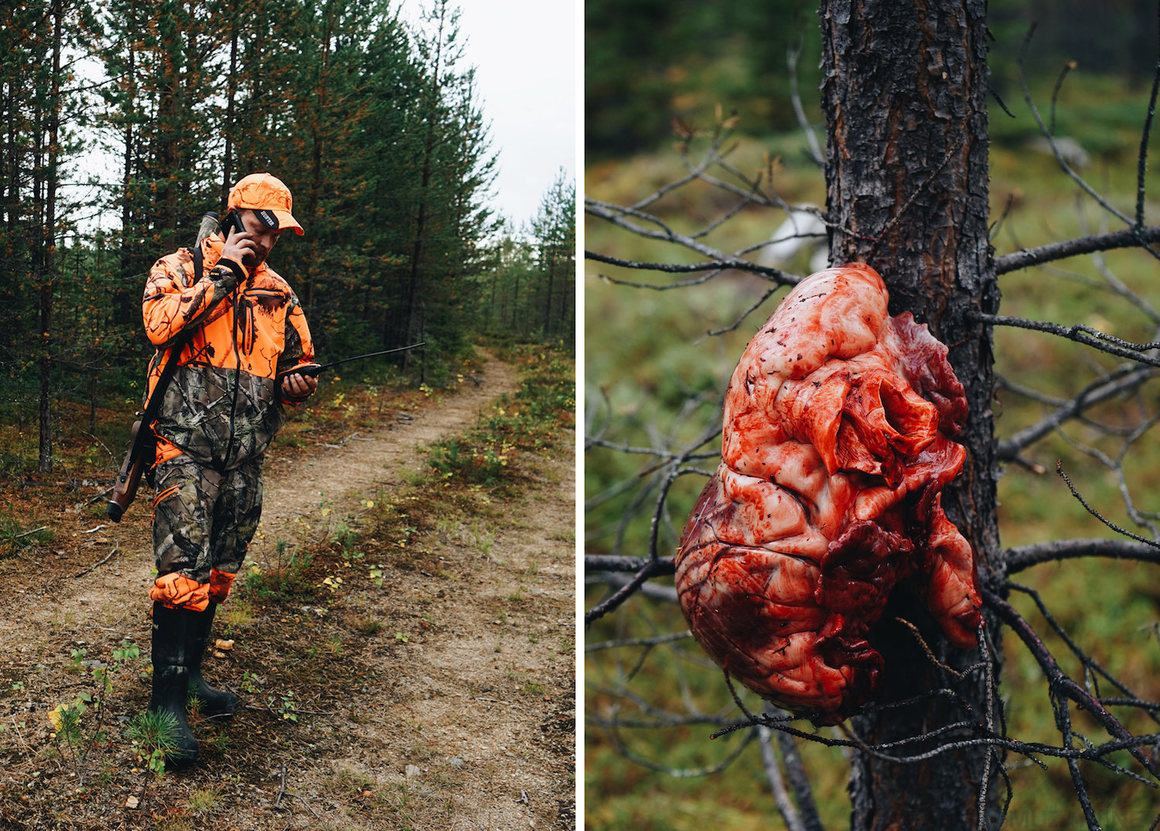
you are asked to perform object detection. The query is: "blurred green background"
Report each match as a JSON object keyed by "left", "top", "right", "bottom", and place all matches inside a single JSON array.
[{"left": 585, "top": 1, "right": 1160, "bottom": 828}]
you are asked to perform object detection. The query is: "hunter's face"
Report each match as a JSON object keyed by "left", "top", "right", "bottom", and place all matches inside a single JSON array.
[{"left": 239, "top": 209, "right": 282, "bottom": 266}]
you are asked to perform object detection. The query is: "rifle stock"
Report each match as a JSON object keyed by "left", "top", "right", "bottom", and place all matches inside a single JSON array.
[{"left": 107, "top": 419, "right": 151, "bottom": 522}]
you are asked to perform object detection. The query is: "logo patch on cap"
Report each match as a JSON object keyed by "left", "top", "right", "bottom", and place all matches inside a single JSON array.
[{"left": 255, "top": 209, "right": 280, "bottom": 230}]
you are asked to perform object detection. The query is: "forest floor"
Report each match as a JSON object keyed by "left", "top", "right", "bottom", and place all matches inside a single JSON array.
[{"left": 0, "top": 345, "right": 576, "bottom": 830}]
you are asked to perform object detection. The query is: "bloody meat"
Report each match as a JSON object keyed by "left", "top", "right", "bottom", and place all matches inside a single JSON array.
[{"left": 675, "top": 263, "right": 981, "bottom": 724}]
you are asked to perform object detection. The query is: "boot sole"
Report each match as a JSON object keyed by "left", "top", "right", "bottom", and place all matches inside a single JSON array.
[
  {"left": 192, "top": 693, "right": 239, "bottom": 719},
  {"left": 163, "top": 747, "right": 200, "bottom": 769}
]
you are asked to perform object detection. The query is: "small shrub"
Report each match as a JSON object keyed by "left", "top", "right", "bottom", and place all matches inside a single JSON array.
[
  {"left": 427, "top": 439, "right": 506, "bottom": 485},
  {"left": 127, "top": 709, "right": 177, "bottom": 776},
  {"left": 48, "top": 639, "right": 142, "bottom": 782}
]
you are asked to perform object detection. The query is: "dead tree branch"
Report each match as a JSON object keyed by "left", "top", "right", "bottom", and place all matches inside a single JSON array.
[
  {"left": 995, "top": 227, "right": 1160, "bottom": 275},
  {"left": 1005, "top": 538, "right": 1160, "bottom": 572}
]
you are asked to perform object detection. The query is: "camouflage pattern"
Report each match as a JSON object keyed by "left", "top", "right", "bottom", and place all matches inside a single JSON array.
[
  {"left": 153, "top": 364, "right": 286, "bottom": 470},
  {"left": 143, "top": 230, "right": 313, "bottom": 606},
  {"left": 152, "top": 455, "right": 263, "bottom": 582},
  {"left": 143, "top": 232, "right": 315, "bottom": 470}
]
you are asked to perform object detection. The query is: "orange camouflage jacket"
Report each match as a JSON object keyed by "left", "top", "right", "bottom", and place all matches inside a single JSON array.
[{"left": 142, "top": 232, "right": 314, "bottom": 470}]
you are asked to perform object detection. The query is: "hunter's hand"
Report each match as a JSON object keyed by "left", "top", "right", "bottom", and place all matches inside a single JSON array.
[
  {"left": 281, "top": 372, "right": 318, "bottom": 401},
  {"left": 220, "top": 227, "right": 259, "bottom": 270}
]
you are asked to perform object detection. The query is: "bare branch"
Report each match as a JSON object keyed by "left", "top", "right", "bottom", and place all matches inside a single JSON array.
[
  {"left": 585, "top": 437, "right": 718, "bottom": 462},
  {"left": 586, "top": 554, "right": 676, "bottom": 575},
  {"left": 607, "top": 715, "right": 758, "bottom": 778},
  {"left": 629, "top": 141, "right": 721, "bottom": 212},
  {"left": 1049, "top": 59, "right": 1077, "bottom": 137},
  {"left": 787, "top": 41, "right": 824, "bottom": 167},
  {"left": 585, "top": 631, "right": 691, "bottom": 653},
  {"left": 975, "top": 313, "right": 1160, "bottom": 367},
  {"left": 996, "top": 364, "right": 1155, "bottom": 460},
  {"left": 989, "top": 191, "right": 1017, "bottom": 242},
  {"left": 1008, "top": 582, "right": 1160, "bottom": 726},
  {"left": 715, "top": 705, "right": 1160, "bottom": 774},
  {"left": 587, "top": 572, "right": 679, "bottom": 605},
  {"left": 585, "top": 250, "right": 730, "bottom": 275},
  {"left": 585, "top": 557, "right": 678, "bottom": 624},
  {"left": 1006, "top": 538, "right": 1160, "bottom": 573},
  {"left": 1018, "top": 24, "right": 1136, "bottom": 228},
  {"left": 995, "top": 226, "right": 1160, "bottom": 274},
  {"left": 1056, "top": 462, "right": 1160, "bottom": 551},
  {"left": 772, "top": 716, "right": 825, "bottom": 831},
  {"left": 707, "top": 286, "right": 783, "bottom": 337},
  {"left": 586, "top": 199, "right": 802, "bottom": 284},
  {"left": 984, "top": 587, "right": 1160, "bottom": 780},
  {"left": 759, "top": 722, "right": 808, "bottom": 831},
  {"left": 1075, "top": 199, "right": 1160, "bottom": 324},
  {"left": 1137, "top": 7, "right": 1160, "bottom": 230}
]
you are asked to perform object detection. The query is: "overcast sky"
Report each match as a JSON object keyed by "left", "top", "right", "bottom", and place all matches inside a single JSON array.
[
  {"left": 69, "top": 0, "right": 575, "bottom": 232},
  {"left": 419, "top": 0, "right": 576, "bottom": 228}
]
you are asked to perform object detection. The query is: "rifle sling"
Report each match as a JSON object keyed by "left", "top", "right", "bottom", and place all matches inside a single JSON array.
[{"left": 124, "top": 246, "right": 206, "bottom": 470}]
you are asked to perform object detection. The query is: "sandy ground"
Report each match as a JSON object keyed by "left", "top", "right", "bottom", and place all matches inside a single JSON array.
[{"left": 0, "top": 351, "right": 576, "bottom": 830}]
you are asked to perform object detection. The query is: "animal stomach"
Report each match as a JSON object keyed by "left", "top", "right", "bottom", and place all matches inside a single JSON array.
[{"left": 675, "top": 263, "right": 981, "bottom": 725}]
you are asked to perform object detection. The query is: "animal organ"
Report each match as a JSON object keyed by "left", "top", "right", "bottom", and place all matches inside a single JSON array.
[{"left": 675, "top": 263, "right": 981, "bottom": 724}]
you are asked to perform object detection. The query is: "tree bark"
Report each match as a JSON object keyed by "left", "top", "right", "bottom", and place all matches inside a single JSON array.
[
  {"left": 115, "top": 19, "right": 137, "bottom": 331},
  {"left": 39, "top": 0, "right": 63, "bottom": 473},
  {"left": 820, "top": 1, "right": 1002, "bottom": 828},
  {"left": 404, "top": 0, "right": 447, "bottom": 368},
  {"left": 221, "top": 14, "right": 239, "bottom": 208}
]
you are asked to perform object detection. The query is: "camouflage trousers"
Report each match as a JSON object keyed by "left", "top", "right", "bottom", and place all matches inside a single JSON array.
[{"left": 149, "top": 455, "right": 264, "bottom": 611}]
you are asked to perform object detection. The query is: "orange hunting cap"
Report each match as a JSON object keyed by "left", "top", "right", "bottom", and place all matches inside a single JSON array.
[{"left": 227, "top": 172, "right": 304, "bottom": 235}]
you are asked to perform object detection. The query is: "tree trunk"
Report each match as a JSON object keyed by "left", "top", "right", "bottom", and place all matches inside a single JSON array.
[
  {"left": 221, "top": 16, "right": 239, "bottom": 207},
  {"left": 115, "top": 23, "right": 137, "bottom": 331},
  {"left": 819, "top": 1, "right": 1002, "bottom": 828},
  {"left": 542, "top": 247, "right": 555, "bottom": 336},
  {"left": 39, "top": 0, "right": 63, "bottom": 473},
  {"left": 404, "top": 0, "right": 446, "bottom": 369}
]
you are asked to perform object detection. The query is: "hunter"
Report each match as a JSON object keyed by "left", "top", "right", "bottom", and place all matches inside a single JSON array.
[{"left": 141, "top": 173, "right": 318, "bottom": 766}]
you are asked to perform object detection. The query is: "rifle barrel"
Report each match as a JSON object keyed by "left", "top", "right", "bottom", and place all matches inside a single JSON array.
[{"left": 301, "top": 342, "right": 426, "bottom": 376}]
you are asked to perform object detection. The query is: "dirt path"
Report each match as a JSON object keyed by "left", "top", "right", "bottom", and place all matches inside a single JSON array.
[
  {"left": 0, "top": 351, "right": 576, "bottom": 830},
  {"left": 1, "top": 352, "right": 515, "bottom": 630},
  {"left": 253, "top": 357, "right": 519, "bottom": 563}
]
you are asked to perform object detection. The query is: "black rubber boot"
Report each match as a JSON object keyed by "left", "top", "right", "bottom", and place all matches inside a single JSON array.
[
  {"left": 188, "top": 602, "right": 239, "bottom": 718},
  {"left": 149, "top": 602, "right": 199, "bottom": 768}
]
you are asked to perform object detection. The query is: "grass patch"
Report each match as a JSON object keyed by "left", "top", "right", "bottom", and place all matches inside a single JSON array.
[
  {"left": 186, "top": 787, "right": 220, "bottom": 815},
  {"left": 427, "top": 344, "right": 574, "bottom": 489},
  {"left": 348, "top": 614, "right": 384, "bottom": 637},
  {"left": 218, "top": 600, "right": 255, "bottom": 633},
  {"left": 0, "top": 512, "right": 52, "bottom": 558},
  {"left": 239, "top": 541, "right": 317, "bottom": 602}
]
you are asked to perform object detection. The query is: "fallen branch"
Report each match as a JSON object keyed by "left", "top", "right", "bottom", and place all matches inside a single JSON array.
[{"left": 72, "top": 545, "right": 119, "bottom": 579}]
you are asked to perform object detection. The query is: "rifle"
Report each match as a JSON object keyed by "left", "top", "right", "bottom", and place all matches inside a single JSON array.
[
  {"left": 107, "top": 214, "right": 218, "bottom": 522},
  {"left": 279, "top": 342, "right": 425, "bottom": 379},
  {"left": 109, "top": 333, "right": 426, "bottom": 520}
]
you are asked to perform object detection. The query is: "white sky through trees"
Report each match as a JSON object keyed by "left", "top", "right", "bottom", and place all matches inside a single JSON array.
[
  {"left": 66, "top": 0, "right": 575, "bottom": 233},
  {"left": 436, "top": 0, "right": 576, "bottom": 229}
]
